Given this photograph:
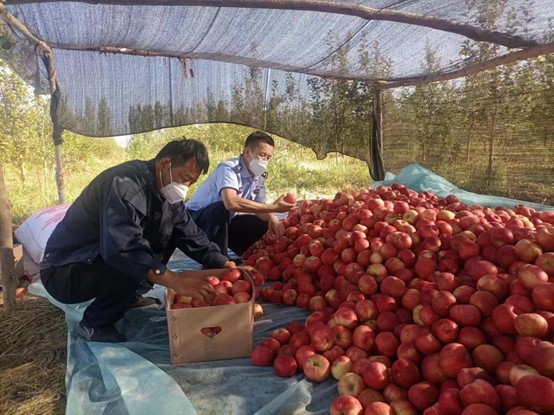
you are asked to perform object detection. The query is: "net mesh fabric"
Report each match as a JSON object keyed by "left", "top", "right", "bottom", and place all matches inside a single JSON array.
[{"left": 1, "top": 0, "right": 553, "bottom": 195}]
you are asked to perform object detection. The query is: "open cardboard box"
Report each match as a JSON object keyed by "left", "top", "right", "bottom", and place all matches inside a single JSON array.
[{"left": 165, "top": 268, "right": 254, "bottom": 364}]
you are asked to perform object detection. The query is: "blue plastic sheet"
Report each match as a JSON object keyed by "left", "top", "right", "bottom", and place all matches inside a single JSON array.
[
  {"left": 28, "top": 250, "right": 338, "bottom": 415},
  {"left": 371, "top": 163, "right": 553, "bottom": 211}
]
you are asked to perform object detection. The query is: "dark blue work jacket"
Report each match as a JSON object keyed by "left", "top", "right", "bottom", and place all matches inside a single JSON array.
[{"left": 41, "top": 159, "right": 227, "bottom": 283}]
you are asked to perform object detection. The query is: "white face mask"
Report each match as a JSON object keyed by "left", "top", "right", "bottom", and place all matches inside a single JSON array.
[
  {"left": 249, "top": 158, "right": 268, "bottom": 177},
  {"left": 159, "top": 162, "right": 189, "bottom": 204}
]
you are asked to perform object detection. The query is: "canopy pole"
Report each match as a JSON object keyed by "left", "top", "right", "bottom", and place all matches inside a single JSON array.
[
  {"left": 53, "top": 129, "right": 66, "bottom": 204},
  {"left": 370, "top": 87, "right": 385, "bottom": 181},
  {"left": 0, "top": 163, "right": 17, "bottom": 313}
]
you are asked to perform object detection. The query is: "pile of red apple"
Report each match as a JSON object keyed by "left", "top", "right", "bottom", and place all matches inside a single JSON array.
[
  {"left": 172, "top": 268, "right": 261, "bottom": 309},
  {"left": 245, "top": 185, "right": 554, "bottom": 415}
]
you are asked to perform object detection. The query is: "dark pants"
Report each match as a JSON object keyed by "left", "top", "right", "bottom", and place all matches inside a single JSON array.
[
  {"left": 189, "top": 201, "right": 268, "bottom": 257},
  {"left": 41, "top": 257, "right": 141, "bottom": 328}
]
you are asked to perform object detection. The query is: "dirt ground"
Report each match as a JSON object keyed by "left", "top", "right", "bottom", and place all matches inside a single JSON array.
[{"left": 0, "top": 293, "right": 67, "bottom": 415}]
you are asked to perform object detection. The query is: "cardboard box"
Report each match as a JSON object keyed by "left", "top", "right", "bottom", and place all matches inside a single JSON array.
[{"left": 165, "top": 268, "right": 254, "bottom": 364}]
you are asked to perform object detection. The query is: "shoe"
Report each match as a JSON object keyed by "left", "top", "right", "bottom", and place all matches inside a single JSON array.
[
  {"left": 76, "top": 320, "right": 125, "bottom": 342},
  {"left": 127, "top": 295, "right": 158, "bottom": 309}
]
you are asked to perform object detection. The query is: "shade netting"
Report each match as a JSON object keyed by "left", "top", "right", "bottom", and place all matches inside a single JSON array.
[{"left": 1, "top": 0, "right": 553, "bottom": 183}]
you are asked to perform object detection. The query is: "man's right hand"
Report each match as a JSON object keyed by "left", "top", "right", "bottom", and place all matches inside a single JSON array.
[
  {"left": 174, "top": 273, "right": 215, "bottom": 303},
  {"left": 272, "top": 194, "right": 295, "bottom": 213}
]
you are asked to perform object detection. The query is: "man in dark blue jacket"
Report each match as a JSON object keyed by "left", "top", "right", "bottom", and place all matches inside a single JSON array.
[{"left": 40, "top": 139, "right": 239, "bottom": 342}]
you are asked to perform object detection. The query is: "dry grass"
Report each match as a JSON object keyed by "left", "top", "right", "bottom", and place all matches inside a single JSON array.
[{"left": 0, "top": 294, "right": 67, "bottom": 415}]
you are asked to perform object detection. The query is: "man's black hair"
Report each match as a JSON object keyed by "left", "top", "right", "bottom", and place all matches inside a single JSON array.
[
  {"left": 155, "top": 139, "right": 210, "bottom": 174},
  {"left": 244, "top": 131, "right": 275, "bottom": 149}
]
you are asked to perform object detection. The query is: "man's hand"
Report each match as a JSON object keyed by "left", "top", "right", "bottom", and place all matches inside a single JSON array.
[
  {"left": 268, "top": 214, "right": 285, "bottom": 238},
  {"left": 174, "top": 273, "right": 215, "bottom": 303},
  {"left": 223, "top": 260, "right": 237, "bottom": 268},
  {"left": 271, "top": 194, "right": 295, "bottom": 213}
]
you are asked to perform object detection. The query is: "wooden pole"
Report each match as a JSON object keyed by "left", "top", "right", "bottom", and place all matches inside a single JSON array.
[
  {"left": 370, "top": 87, "right": 385, "bottom": 180},
  {"left": 0, "top": 163, "right": 16, "bottom": 313},
  {"left": 6, "top": 0, "right": 540, "bottom": 49},
  {"left": 54, "top": 131, "right": 66, "bottom": 204}
]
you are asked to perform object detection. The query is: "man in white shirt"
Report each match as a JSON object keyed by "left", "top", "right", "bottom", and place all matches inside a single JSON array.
[{"left": 187, "top": 131, "right": 295, "bottom": 259}]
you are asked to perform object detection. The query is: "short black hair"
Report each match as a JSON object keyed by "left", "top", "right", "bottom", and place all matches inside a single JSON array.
[
  {"left": 155, "top": 139, "right": 209, "bottom": 174},
  {"left": 244, "top": 131, "right": 275, "bottom": 150}
]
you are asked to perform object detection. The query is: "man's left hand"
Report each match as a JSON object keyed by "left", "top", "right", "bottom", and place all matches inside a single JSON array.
[{"left": 268, "top": 215, "right": 285, "bottom": 238}]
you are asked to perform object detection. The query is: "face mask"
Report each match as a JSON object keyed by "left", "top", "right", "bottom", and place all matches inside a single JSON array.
[
  {"left": 249, "top": 156, "right": 268, "bottom": 177},
  {"left": 159, "top": 163, "right": 189, "bottom": 204}
]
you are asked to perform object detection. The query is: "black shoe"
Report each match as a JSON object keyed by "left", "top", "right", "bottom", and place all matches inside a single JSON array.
[{"left": 77, "top": 320, "right": 125, "bottom": 343}]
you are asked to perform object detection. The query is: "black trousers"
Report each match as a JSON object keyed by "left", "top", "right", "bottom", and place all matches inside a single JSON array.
[
  {"left": 189, "top": 201, "right": 268, "bottom": 257},
  {"left": 41, "top": 257, "right": 142, "bottom": 328}
]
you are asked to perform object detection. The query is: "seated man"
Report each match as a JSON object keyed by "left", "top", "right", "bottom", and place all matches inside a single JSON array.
[
  {"left": 186, "top": 131, "right": 295, "bottom": 259},
  {"left": 40, "top": 138, "right": 244, "bottom": 342}
]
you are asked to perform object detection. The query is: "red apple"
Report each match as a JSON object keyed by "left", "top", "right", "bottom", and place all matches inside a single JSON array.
[
  {"left": 362, "top": 361, "right": 389, "bottom": 390},
  {"left": 458, "top": 327, "right": 487, "bottom": 351},
  {"left": 271, "top": 328, "right": 291, "bottom": 345},
  {"left": 211, "top": 293, "right": 236, "bottom": 306},
  {"left": 439, "top": 343, "right": 472, "bottom": 378},
  {"left": 391, "top": 357, "right": 420, "bottom": 388},
  {"left": 331, "top": 355, "right": 353, "bottom": 380},
  {"left": 515, "top": 375, "right": 554, "bottom": 413},
  {"left": 449, "top": 304, "right": 481, "bottom": 327},
  {"left": 535, "top": 252, "right": 554, "bottom": 277},
  {"left": 528, "top": 340, "right": 554, "bottom": 378},
  {"left": 294, "top": 345, "right": 316, "bottom": 368},
  {"left": 472, "top": 344, "right": 504, "bottom": 374},
  {"left": 334, "top": 307, "right": 359, "bottom": 329},
  {"left": 532, "top": 282, "right": 554, "bottom": 312},
  {"left": 251, "top": 345, "right": 274, "bottom": 366},
  {"left": 514, "top": 313, "right": 549, "bottom": 338},
  {"left": 460, "top": 379, "right": 501, "bottom": 411},
  {"left": 310, "top": 323, "right": 334, "bottom": 352},
  {"left": 364, "top": 402, "right": 395, "bottom": 415},
  {"left": 337, "top": 372, "right": 366, "bottom": 397},
  {"left": 273, "top": 353, "right": 297, "bottom": 377},
  {"left": 535, "top": 226, "right": 554, "bottom": 252},
  {"left": 330, "top": 395, "right": 364, "bottom": 415},
  {"left": 303, "top": 354, "right": 331, "bottom": 382},
  {"left": 431, "top": 318, "right": 459, "bottom": 344},
  {"left": 408, "top": 381, "right": 439, "bottom": 411},
  {"left": 514, "top": 239, "right": 543, "bottom": 263},
  {"left": 518, "top": 264, "right": 548, "bottom": 290},
  {"left": 223, "top": 268, "right": 242, "bottom": 283}
]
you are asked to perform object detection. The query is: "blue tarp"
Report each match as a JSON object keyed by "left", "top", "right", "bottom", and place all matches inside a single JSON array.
[{"left": 372, "top": 163, "right": 553, "bottom": 211}]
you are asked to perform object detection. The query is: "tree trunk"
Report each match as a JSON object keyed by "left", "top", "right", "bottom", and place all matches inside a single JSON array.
[
  {"left": 19, "top": 161, "right": 26, "bottom": 184},
  {"left": 41, "top": 111, "right": 49, "bottom": 196},
  {"left": 466, "top": 113, "right": 475, "bottom": 163},
  {"left": 0, "top": 163, "right": 16, "bottom": 313},
  {"left": 487, "top": 111, "right": 497, "bottom": 190}
]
